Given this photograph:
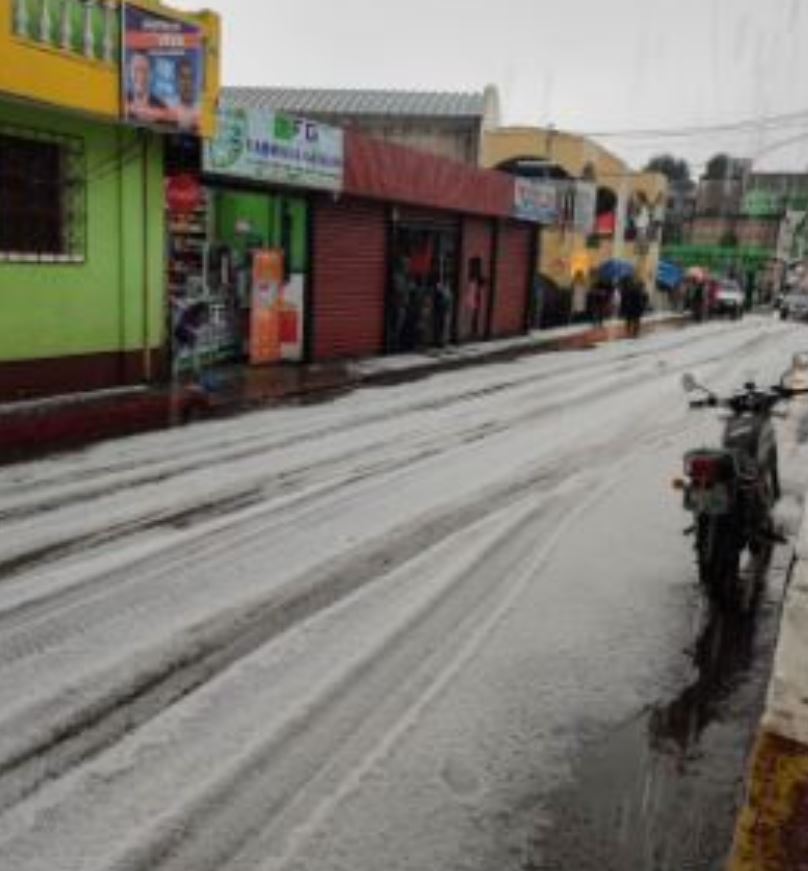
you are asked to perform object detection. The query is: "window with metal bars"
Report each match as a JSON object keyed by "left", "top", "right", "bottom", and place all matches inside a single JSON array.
[{"left": 0, "top": 127, "right": 86, "bottom": 262}]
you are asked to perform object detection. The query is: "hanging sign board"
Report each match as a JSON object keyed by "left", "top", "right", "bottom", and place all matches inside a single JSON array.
[
  {"left": 122, "top": 3, "right": 205, "bottom": 133},
  {"left": 513, "top": 178, "right": 559, "bottom": 225},
  {"left": 204, "top": 106, "right": 344, "bottom": 192}
]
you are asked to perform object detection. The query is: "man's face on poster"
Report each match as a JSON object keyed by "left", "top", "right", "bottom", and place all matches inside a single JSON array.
[
  {"left": 178, "top": 60, "right": 196, "bottom": 108},
  {"left": 130, "top": 53, "right": 150, "bottom": 105}
]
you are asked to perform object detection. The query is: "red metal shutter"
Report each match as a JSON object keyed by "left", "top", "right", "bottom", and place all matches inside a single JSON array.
[
  {"left": 312, "top": 197, "right": 387, "bottom": 360},
  {"left": 458, "top": 216, "right": 494, "bottom": 343},
  {"left": 492, "top": 222, "right": 533, "bottom": 338}
]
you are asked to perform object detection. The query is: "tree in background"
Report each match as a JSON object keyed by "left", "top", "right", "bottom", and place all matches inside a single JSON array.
[
  {"left": 644, "top": 154, "right": 693, "bottom": 188},
  {"left": 704, "top": 153, "right": 746, "bottom": 181}
]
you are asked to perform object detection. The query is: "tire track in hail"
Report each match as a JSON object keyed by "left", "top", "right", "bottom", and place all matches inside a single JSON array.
[
  {"left": 0, "top": 324, "right": 780, "bottom": 820},
  {"left": 0, "top": 385, "right": 698, "bottom": 816},
  {"left": 0, "top": 323, "right": 757, "bottom": 518},
  {"left": 0, "top": 326, "right": 765, "bottom": 590},
  {"left": 0, "top": 320, "right": 765, "bottom": 682}
]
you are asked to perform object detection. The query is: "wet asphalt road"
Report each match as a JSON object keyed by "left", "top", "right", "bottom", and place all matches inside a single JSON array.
[
  {"left": 527, "top": 546, "right": 792, "bottom": 871},
  {"left": 2, "top": 318, "right": 808, "bottom": 871},
  {"left": 525, "top": 392, "right": 808, "bottom": 870}
]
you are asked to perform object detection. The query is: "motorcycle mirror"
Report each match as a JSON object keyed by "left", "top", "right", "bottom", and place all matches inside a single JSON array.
[
  {"left": 682, "top": 373, "right": 699, "bottom": 393},
  {"left": 783, "top": 353, "right": 808, "bottom": 392},
  {"left": 793, "top": 353, "right": 808, "bottom": 372}
]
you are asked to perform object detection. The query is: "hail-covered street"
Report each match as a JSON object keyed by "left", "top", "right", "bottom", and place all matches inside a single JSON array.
[{"left": 1, "top": 317, "right": 807, "bottom": 871}]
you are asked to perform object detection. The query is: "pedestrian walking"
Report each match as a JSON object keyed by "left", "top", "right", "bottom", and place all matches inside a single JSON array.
[
  {"left": 621, "top": 276, "right": 645, "bottom": 339},
  {"left": 389, "top": 256, "right": 410, "bottom": 352},
  {"left": 402, "top": 284, "right": 423, "bottom": 351},
  {"left": 609, "top": 284, "right": 620, "bottom": 321},
  {"left": 432, "top": 281, "right": 451, "bottom": 347},
  {"left": 586, "top": 287, "right": 597, "bottom": 327},
  {"left": 692, "top": 282, "right": 701, "bottom": 322},
  {"left": 595, "top": 279, "right": 611, "bottom": 327},
  {"left": 745, "top": 270, "right": 756, "bottom": 312}
]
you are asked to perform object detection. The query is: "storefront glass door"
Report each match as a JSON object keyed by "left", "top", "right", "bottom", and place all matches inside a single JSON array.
[{"left": 388, "top": 223, "right": 458, "bottom": 354}]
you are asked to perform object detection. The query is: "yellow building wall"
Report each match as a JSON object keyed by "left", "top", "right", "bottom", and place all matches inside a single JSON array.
[
  {"left": 482, "top": 127, "right": 627, "bottom": 183},
  {"left": 484, "top": 128, "right": 668, "bottom": 303},
  {"left": 0, "top": 0, "right": 220, "bottom": 137}
]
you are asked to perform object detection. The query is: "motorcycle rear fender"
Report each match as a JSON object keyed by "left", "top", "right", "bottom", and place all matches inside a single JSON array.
[{"left": 683, "top": 448, "right": 738, "bottom": 481}]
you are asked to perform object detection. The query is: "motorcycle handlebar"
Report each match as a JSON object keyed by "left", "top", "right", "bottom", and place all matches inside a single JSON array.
[
  {"left": 688, "top": 384, "right": 808, "bottom": 411},
  {"left": 776, "top": 384, "right": 808, "bottom": 398},
  {"left": 760, "top": 384, "right": 808, "bottom": 403},
  {"left": 689, "top": 397, "right": 717, "bottom": 409}
]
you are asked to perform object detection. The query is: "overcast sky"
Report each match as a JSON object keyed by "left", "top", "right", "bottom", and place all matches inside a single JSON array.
[{"left": 173, "top": 0, "right": 808, "bottom": 174}]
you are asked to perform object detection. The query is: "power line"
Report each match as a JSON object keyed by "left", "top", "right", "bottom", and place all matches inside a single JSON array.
[
  {"left": 754, "top": 129, "right": 808, "bottom": 160},
  {"left": 572, "top": 108, "right": 808, "bottom": 141},
  {"left": 583, "top": 111, "right": 808, "bottom": 140}
]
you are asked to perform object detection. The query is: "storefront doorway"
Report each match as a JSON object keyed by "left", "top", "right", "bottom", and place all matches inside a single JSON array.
[
  {"left": 164, "top": 136, "right": 309, "bottom": 376},
  {"left": 387, "top": 215, "right": 459, "bottom": 354}
]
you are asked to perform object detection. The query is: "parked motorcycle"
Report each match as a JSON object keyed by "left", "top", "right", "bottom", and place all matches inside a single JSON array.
[{"left": 676, "top": 359, "right": 808, "bottom": 610}]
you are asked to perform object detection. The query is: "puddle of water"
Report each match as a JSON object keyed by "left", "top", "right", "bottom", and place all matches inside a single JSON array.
[{"left": 525, "top": 551, "right": 790, "bottom": 871}]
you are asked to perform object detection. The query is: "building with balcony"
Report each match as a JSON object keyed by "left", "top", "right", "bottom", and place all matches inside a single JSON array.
[
  {"left": 482, "top": 127, "right": 668, "bottom": 321},
  {"left": 0, "top": 0, "right": 220, "bottom": 401}
]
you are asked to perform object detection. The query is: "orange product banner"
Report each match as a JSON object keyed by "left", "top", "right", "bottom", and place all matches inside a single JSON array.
[{"left": 249, "top": 249, "right": 285, "bottom": 365}]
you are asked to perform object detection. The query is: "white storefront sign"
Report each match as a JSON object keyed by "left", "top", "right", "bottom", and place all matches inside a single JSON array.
[{"left": 204, "top": 106, "right": 344, "bottom": 191}]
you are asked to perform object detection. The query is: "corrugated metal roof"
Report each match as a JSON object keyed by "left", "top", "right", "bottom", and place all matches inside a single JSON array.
[{"left": 222, "top": 87, "right": 487, "bottom": 119}]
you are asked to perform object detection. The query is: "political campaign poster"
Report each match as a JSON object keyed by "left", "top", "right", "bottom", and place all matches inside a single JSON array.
[{"left": 122, "top": 4, "right": 204, "bottom": 133}]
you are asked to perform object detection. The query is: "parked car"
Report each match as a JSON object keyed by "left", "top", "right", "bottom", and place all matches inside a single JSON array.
[
  {"left": 708, "top": 279, "right": 744, "bottom": 319},
  {"left": 780, "top": 291, "right": 808, "bottom": 322}
]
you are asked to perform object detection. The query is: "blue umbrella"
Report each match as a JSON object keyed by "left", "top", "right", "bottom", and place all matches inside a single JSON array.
[
  {"left": 598, "top": 259, "right": 635, "bottom": 284},
  {"left": 657, "top": 260, "right": 684, "bottom": 290}
]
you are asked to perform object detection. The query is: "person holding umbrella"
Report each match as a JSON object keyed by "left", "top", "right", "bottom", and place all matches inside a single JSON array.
[
  {"left": 686, "top": 267, "right": 708, "bottom": 323},
  {"left": 620, "top": 275, "right": 646, "bottom": 339}
]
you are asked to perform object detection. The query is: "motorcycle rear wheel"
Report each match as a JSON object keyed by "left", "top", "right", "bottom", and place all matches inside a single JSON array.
[{"left": 697, "top": 516, "right": 744, "bottom": 610}]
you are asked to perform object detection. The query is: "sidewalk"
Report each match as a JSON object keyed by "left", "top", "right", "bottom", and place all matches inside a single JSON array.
[
  {"left": 728, "top": 510, "right": 808, "bottom": 869},
  {"left": 0, "top": 313, "right": 685, "bottom": 464}
]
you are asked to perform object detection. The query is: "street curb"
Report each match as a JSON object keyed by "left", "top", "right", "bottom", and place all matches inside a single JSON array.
[
  {"left": 0, "top": 315, "right": 687, "bottom": 465},
  {"left": 351, "top": 314, "right": 687, "bottom": 386},
  {"left": 728, "top": 730, "right": 808, "bottom": 869},
  {"left": 0, "top": 386, "right": 206, "bottom": 463},
  {"left": 727, "top": 509, "right": 808, "bottom": 869}
]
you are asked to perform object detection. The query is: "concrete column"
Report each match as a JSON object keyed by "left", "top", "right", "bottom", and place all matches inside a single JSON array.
[
  {"left": 102, "top": 0, "right": 115, "bottom": 62},
  {"left": 61, "top": 0, "right": 75, "bottom": 49},
  {"left": 83, "top": 0, "right": 95, "bottom": 59},
  {"left": 39, "top": 0, "right": 52, "bottom": 43},
  {"left": 15, "top": 0, "right": 29, "bottom": 37}
]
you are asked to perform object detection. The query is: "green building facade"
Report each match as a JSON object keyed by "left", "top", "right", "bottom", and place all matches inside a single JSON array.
[{"left": 0, "top": 98, "right": 165, "bottom": 400}]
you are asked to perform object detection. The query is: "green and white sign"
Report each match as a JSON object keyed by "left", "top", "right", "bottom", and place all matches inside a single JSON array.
[{"left": 204, "top": 107, "right": 344, "bottom": 191}]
